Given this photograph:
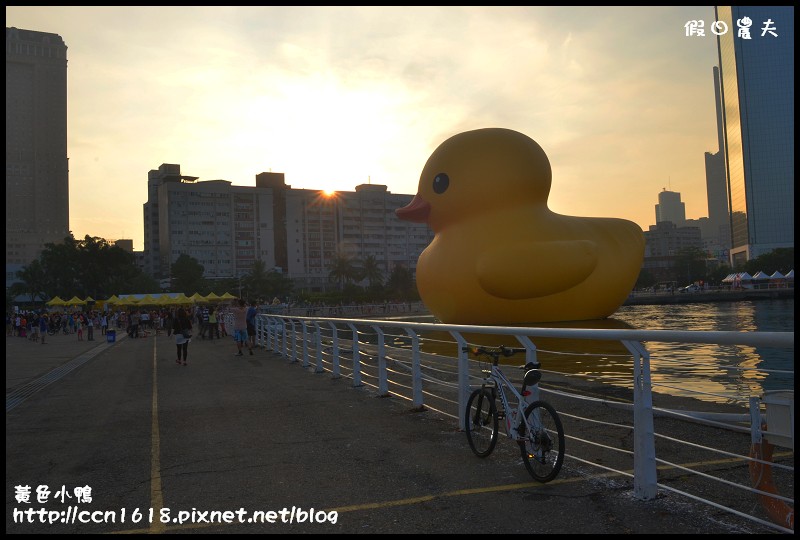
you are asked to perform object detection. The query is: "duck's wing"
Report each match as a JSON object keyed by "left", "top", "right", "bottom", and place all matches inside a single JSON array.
[{"left": 476, "top": 240, "right": 598, "bottom": 299}]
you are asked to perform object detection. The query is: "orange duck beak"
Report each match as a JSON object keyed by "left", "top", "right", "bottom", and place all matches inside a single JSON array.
[{"left": 395, "top": 194, "right": 431, "bottom": 223}]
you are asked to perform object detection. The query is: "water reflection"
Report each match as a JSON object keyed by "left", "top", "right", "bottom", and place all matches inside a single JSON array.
[
  {"left": 407, "top": 299, "right": 793, "bottom": 404},
  {"left": 613, "top": 300, "right": 794, "bottom": 402}
]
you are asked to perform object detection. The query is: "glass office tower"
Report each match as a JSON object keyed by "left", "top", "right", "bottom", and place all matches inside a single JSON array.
[{"left": 715, "top": 6, "right": 794, "bottom": 265}]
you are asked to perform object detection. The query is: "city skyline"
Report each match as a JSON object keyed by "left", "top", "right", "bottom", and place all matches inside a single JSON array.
[{"left": 7, "top": 6, "right": 729, "bottom": 250}]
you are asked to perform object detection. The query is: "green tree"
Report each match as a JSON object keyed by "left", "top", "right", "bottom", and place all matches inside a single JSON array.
[
  {"left": 328, "top": 253, "right": 357, "bottom": 291},
  {"left": 14, "top": 260, "right": 48, "bottom": 304},
  {"left": 361, "top": 255, "right": 384, "bottom": 289},
  {"left": 673, "top": 247, "right": 707, "bottom": 285},
  {"left": 741, "top": 247, "right": 794, "bottom": 275},
  {"left": 385, "top": 263, "right": 416, "bottom": 300},
  {"left": 170, "top": 254, "right": 206, "bottom": 294},
  {"left": 19, "top": 233, "right": 151, "bottom": 300}
]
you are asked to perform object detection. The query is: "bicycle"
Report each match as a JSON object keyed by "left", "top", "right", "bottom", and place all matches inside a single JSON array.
[{"left": 463, "top": 345, "right": 565, "bottom": 482}]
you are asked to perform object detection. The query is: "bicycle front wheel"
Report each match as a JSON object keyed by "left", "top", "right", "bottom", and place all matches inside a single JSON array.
[
  {"left": 519, "top": 400, "right": 565, "bottom": 482},
  {"left": 465, "top": 388, "right": 498, "bottom": 457}
]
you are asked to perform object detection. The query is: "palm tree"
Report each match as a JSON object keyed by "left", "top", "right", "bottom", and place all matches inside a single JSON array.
[
  {"left": 244, "top": 260, "right": 270, "bottom": 300},
  {"left": 14, "top": 260, "right": 48, "bottom": 305},
  {"left": 361, "top": 255, "right": 384, "bottom": 289},
  {"left": 328, "top": 253, "right": 357, "bottom": 291}
]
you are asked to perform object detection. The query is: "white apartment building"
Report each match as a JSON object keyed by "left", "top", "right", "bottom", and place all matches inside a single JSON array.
[
  {"left": 144, "top": 164, "right": 434, "bottom": 290},
  {"left": 285, "top": 183, "right": 433, "bottom": 290}
]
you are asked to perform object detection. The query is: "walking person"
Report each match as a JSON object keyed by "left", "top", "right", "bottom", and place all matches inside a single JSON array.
[
  {"left": 208, "top": 307, "right": 218, "bottom": 340},
  {"left": 172, "top": 307, "right": 192, "bottom": 366},
  {"left": 76, "top": 315, "right": 83, "bottom": 341},
  {"left": 246, "top": 300, "right": 258, "bottom": 351},
  {"left": 231, "top": 299, "right": 252, "bottom": 356},
  {"left": 87, "top": 312, "right": 95, "bottom": 341},
  {"left": 39, "top": 314, "right": 48, "bottom": 344}
]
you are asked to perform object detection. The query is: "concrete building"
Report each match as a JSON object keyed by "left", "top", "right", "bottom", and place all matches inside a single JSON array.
[
  {"left": 654, "top": 189, "right": 686, "bottom": 226},
  {"left": 715, "top": 6, "right": 794, "bottom": 265},
  {"left": 703, "top": 66, "right": 732, "bottom": 259},
  {"left": 284, "top": 183, "right": 433, "bottom": 291},
  {"left": 144, "top": 164, "right": 275, "bottom": 280},
  {"left": 5, "top": 27, "right": 70, "bottom": 281},
  {"left": 642, "top": 221, "right": 703, "bottom": 283},
  {"left": 143, "top": 164, "right": 434, "bottom": 291}
]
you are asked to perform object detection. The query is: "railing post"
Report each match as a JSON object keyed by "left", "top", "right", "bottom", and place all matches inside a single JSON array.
[
  {"left": 405, "top": 328, "right": 424, "bottom": 410},
  {"left": 624, "top": 339, "right": 657, "bottom": 501},
  {"left": 267, "top": 315, "right": 275, "bottom": 351},
  {"left": 514, "top": 335, "right": 539, "bottom": 404},
  {"left": 346, "top": 323, "right": 362, "bottom": 387},
  {"left": 450, "top": 331, "right": 468, "bottom": 429},
  {"left": 313, "top": 322, "right": 324, "bottom": 373},
  {"left": 289, "top": 320, "right": 298, "bottom": 363},
  {"left": 327, "top": 322, "right": 341, "bottom": 379},
  {"left": 281, "top": 317, "right": 287, "bottom": 357},
  {"left": 257, "top": 314, "right": 265, "bottom": 349},
  {"left": 301, "top": 321, "right": 309, "bottom": 368},
  {"left": 372, "top": 325, "right": 388, "bottom": 396}
]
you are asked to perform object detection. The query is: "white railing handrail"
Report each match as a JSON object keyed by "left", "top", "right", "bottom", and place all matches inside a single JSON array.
[
  {"left": 256, "top": 312, "right": 794, "bottom": 533},
  {"left": 262, "top": 314, "right": 794, "bottom": 348}
]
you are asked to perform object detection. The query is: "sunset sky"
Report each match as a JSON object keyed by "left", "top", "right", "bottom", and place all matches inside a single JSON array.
[{"left": 7, "top": 6, "right": 723, "bottom": 251}]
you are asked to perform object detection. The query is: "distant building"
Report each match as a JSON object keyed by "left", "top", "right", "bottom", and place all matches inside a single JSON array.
[
  {"left": 654, "top": 189, "right": 686, "bottom": 226},
  {"left": 113, "top": 239, "right": 134, "bottom": 253},
  {"left": 715, "top": 6, "right": 794, "bottom": 265},
  {"left": 642, "top": 221, "right": 703, "bottom": 283},
  {"left": 703, "top": 66, "right": 731, "bottom": 258},
  {"left": 143, "top": 164, "right": 434, "bottom": 291},
  {"left": 5, "top": 27, "right": 70, "bottom": 271}
]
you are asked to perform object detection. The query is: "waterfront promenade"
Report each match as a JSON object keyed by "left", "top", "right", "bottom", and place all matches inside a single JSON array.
[
  {"left": 5, "top": 329, "right": 781, "bottom": 534},
  {"left": 624, "top": 286, "right": 793, "bottom": 305}
]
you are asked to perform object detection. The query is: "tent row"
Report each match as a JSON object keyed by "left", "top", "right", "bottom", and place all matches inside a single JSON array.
[
  {"left": 720, "top": 270, "right": 795, "bottom": 283},
  {"left": 45, "top": 292, "right": 238, "bottom": 308}
]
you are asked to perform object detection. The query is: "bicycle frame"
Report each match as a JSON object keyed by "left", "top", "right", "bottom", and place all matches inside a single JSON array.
[{"left": 481, "top": 365, "right": 532, "bottom": 440}]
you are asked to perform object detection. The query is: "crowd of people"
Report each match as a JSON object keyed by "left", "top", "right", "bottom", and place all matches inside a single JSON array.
[
  {"left": 6, "top": 299, "right": 263, "bottom": 367},
  {"left": 8, "top": 298, "right": 421, "bottom": 369}
]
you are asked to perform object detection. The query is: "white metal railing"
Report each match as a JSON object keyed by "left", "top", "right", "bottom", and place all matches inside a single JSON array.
[{"left": 256, "top": 313, "right": 795, "bottom": 534}]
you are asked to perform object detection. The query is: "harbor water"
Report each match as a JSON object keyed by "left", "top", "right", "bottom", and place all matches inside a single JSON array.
[{"left": 412, "top": 299, "right": 794, "bottom": 405}]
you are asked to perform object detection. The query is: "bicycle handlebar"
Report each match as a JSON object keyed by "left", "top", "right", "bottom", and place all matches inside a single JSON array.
[{"left": 462, "top": 345, "right": 533, "bottom": 366}]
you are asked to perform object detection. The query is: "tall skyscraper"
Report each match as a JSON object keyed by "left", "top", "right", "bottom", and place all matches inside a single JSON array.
[
  {"left": 703, "top": 66, "right": 731, "bottom": 256},
  {"left": 5, "top": 27, "right": 70, "bottom": 278},
  {"left": 715, "top": 6, "right": 794, "bottom": 265},
  {"left": 654, "top": 189, "right": 686, "bottom": 225}
]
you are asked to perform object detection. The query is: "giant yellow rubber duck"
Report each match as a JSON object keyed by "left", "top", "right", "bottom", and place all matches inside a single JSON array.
[{"left": 396, "top": 127, "right": 645, "bottom": 325}]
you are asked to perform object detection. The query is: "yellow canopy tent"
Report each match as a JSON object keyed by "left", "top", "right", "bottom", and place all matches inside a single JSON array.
[
  {"left": 219, "top": 292, "right": 237, "bottom": 300},
  {"left": 105, "top": 295, "right": 120, "bottom": 305},
  {"left": 65, "top": 296, "right": 86, "bottom": 306},
  {"left": 46, "top": 296, "right": 66, "bottom": 307},
  {"left": 171, "top": 293, "right": 194, "bottom": 305},
  {"left": 137, "top": 294, "right": 159, "bottom": 306},
  {"left": 85, "top": 296, "right": 95, "bottom": 303},
  {"left": 204, "top": 292, "right": 222, "bottom": 302},
  {"left": 189, "top": 292, "right": 205, "bottom": 303},
  {"left": 116, "top": 296, "right": 140, "bottom": 307}
]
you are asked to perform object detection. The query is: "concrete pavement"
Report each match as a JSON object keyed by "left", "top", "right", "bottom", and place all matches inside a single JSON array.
[{"left": 5, "top": 328, "right": 780, "bottom": 534}]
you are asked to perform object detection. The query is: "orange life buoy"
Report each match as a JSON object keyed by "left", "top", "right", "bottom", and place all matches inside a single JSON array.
[{"left": 749, "top": 437, "right": 794, "bottom": 531}]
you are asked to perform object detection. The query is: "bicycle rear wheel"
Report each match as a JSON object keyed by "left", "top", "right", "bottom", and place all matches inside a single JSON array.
[
  {"left": 519, "top": 400, "right": 565, "bottom": 482},
  {"left": 465, "top": 388, "right": 498, "bottom": 457}
]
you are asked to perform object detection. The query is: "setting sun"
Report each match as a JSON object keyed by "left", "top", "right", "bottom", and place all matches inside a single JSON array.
[{"left": 322, "top": 189, "right": 336, "bottom": 197}]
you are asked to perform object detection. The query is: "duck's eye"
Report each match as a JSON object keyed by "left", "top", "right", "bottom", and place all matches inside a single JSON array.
[{"left": 432, "top": 173, "right": 449, "bottom": 194}]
